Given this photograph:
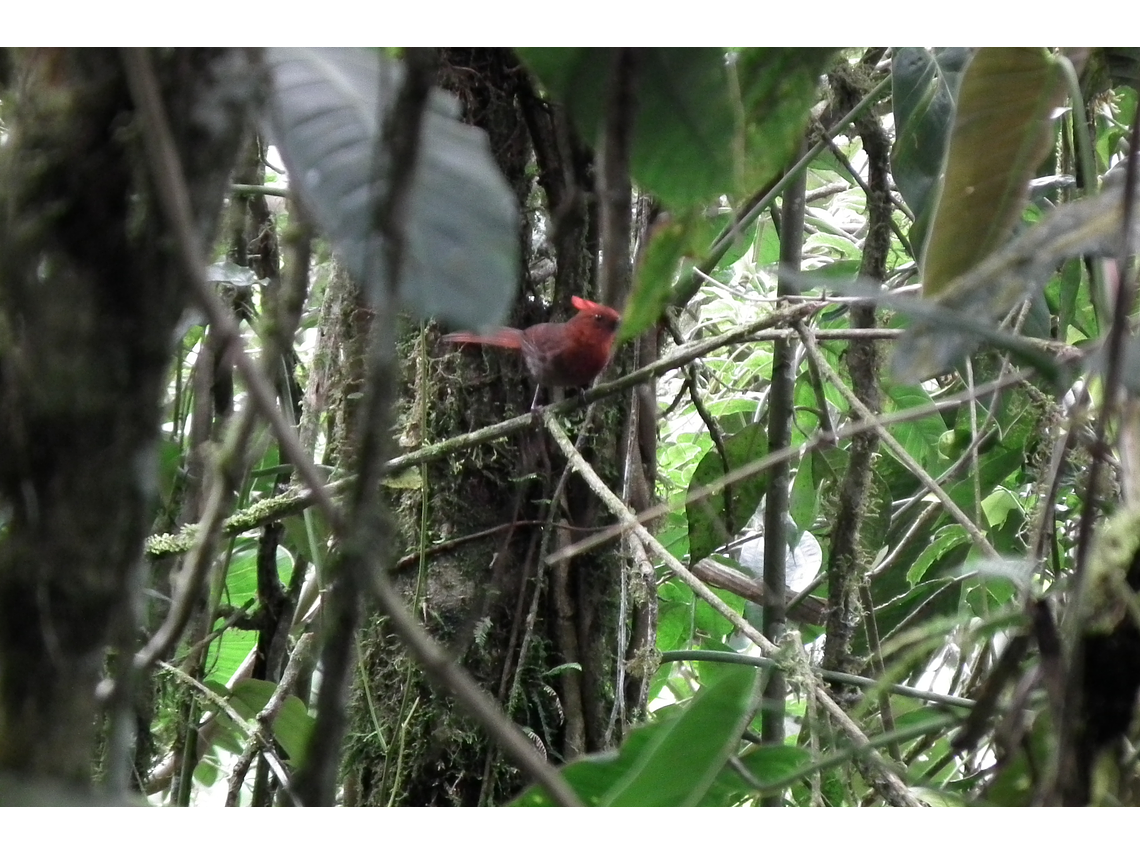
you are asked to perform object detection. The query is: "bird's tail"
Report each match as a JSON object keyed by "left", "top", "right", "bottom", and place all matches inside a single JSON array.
[{"left": 441, "top": 328, "right": 524, "bottom": 349}]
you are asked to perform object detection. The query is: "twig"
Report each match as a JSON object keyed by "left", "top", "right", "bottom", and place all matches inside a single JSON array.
[
  {"left": 144, "top": 301, "right": 829, "bottom": 558},
  {"left": 672, "top": 75, "right": 892, "bottom": 308},
  {"left": 157, "top": 661, "right": 298, "bottom": 805},
  {"left": 225, "top": 632, "right": 315, "bottom": 805},
  {"left": 231, "top": 183, "right": 289, "bottom": 198},
  {"left": 118, "top": 49, "right": 337, "bottom": 690},
  {"left": 548, "top": 368, "right": 1027, "bottom": 566},
  {"left": 797, "top": 322, "right": 997, "bottom": 558},
  {"left": 542, "top": 412, "right": 921, "bottom": 806},
  {"left": 119, "top": 49, "right": 339, "bottom": 526},
  {"left": 661, "top": 649, "right": 975, "bottom": 710}
]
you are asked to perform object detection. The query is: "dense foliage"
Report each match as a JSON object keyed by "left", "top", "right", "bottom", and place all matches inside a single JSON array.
[{"left": 2, "top": 46, "right": 1140, "bottom": 806}]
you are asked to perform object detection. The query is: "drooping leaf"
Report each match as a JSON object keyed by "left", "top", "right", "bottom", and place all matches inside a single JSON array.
[
  {"left": 621, "top": 212, "right": 701, "bottom": 343},
  {"left": 922, "top": 48, "right": 1067, "bottom": 297},
  {"left": 687, "top": 421, "right": 770, "bottom": 562},
  {"left": 264, "top": 47, "right": 518, "bottom": 327},
  {"left": 622, "top": 208, "right": 759, "bottom": 342},
  {"left": 513, "top": 665, "right": 758, "bottom": 806},
  {"left": 906, "top": 524, "right": 971, "bottom": 587}
]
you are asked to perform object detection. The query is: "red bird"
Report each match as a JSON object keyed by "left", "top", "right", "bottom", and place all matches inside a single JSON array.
[{"left": 443, "top": 296, "right": 621, "bottom": 407}]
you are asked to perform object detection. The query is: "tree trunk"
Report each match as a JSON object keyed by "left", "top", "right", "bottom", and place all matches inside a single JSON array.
[
  {"left": 336, "top": 48, "right": 633, "bottom": 806},
  {"left": 0, "top": 48, "right": 256, "bottom": 799}
]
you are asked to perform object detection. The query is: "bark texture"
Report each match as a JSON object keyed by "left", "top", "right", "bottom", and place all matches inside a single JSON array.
[
  {"left": 338, "top": 48, "right": 631, "bottom": 806},
  {"left": 0, "top": 48, "right": 256, "bottom": 795}
]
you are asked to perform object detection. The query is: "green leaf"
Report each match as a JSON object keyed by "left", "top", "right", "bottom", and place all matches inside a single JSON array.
[
  {"left": 694, "top": 589, "right": 745, "bottom": 643},
  {"left": 906, "top": 525, "right": 971, "bottom": 587},
  {"left": 890, "top": 47, "right": 972, "bottom": 254},
  {"left": 265, "top": 47, "right": 518, "bottom": 327},
  {"left": 981, "top": 487, "right": 1022, "bottom": 530},
  {"left": 512, "top": 666, "right": 758, "bottom": 806},
  {"left": 789, "top": 451, "right": 818, "bottom": 531},
  {"left": 656, "top": 599, "right": 694, "bottom": 655},
  {"left": 922, "top": 48, "right": 1067, "bottom": 297},
  {"left": 885, "top": 383, "right": 945, "bottom": 468},
  {"left": 686, "top": 421, "right": 770, "bottom": 562},
  {"left": 521, "top": 48, "right": 733, "bottom": 205},
  {"left": 701, "top": 744, "right": 812, "bottom": 805},
  {"left": 689, "top": 639, "right": 743, "bottom": 687},
  {"left": 622, "top": 213, "right": 700, "bottom": 342},
  {"left": 205, "top": 628, "right": 257, "bottom": 686},
  {"left": 271, "top": 696, "right": 314, "bottom": 767},
  {"left": 603, "top": 665, "right": 758, "bottom": 806},
  {"left": 229, "top": 678, "right": 277, "bottom": 719},
  {"left": 734, "top": 47, "right": 836, "bottom": 196},
  {"left": 518, "top": 48, "right": 830, "bottom": 207}
]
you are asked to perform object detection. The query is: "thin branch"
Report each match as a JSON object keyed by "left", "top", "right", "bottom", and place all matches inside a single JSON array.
[
  {"left": 818, "top": 127, "right": 915, "bottom": 256},
  {"left": 118, "top": 49, "right": 336, "bottom": 688},
  {"left": 1073, "top": 101, "right": 1140, "bottom": 582},
  {"left": 761, "top": 149, "right": 806, "bottom": 768},
  {"left": 144, "top": 301, "right": 829, "bottom": 557},
  {"left": 685, "top": 362, "right": 736, "bottom": 527},
  {"left": 294, "top": 45, "right": 435, "bottom": 806},
  {"left": 119, "top": 49, "right": 339, "bottom": 526},
  {"left": 157, "top": 661, "right": 298, "bottom": 805},
  {"left": 672, "top": 74, "right": 892, "bottom": 309},
  {"left": 550, "top": 367, "right": 1028, "bottom": 567},
  {"left": 797, "top": 322, "right": 997, "bottom": 558},
  {"left": 231, "top": 183, "right": 289, "bottom": 198},
  {"left": 661, "top": 649, "right": 975, "bottom": 710},
  {"left": 225, "top": 632, "right": 315, "bottom": 805},
  {"left": 541, "top": 412, "right": 921, "bottom": 807}
]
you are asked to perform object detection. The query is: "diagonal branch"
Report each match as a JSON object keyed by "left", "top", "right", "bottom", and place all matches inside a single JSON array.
[
  {"left": 541, "top": 412, "right": 921, "bottom": 806},
  {"left": 796, "top": 322, "right": 997, "bottom": 559}
]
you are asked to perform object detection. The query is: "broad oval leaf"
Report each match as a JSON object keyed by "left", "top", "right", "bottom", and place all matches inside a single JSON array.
[
  {"left": 264, "top": 47, "right": 518, "bottom": 328},
  {"left": 511, "top": 664, "right": 758, "bottom": 806},
  {"left": 518, "top": 48, "right": 830, "bottom": 207},
  {"left": 921, "top": 48, "right": 1067, "bottom": 297},
  {"left": 687, "top": 421, "right": 770, "bottom": 562}
]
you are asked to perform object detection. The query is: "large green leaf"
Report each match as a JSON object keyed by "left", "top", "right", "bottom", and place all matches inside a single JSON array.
[
  {"left": 512, "top": 664, "right": 758, "bottom": 806},
  {"left": 922, "top": 48, "right": 1067, "bottom": 297},
  {"left": 687, "top": 421, "right": 770, "bottom": 562},
  {"left": 518, "top": 48, "right": 830, "bottom": 207},
  {"left": 264, "top": 48, "right": 518, "bottom": 327}
]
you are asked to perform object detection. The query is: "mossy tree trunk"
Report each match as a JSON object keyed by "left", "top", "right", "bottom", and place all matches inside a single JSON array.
[
  {"left": 0, "top": 48, "right": 256, "bottom": 798},
  {"left": 333, "top": 48, "right": 635, "bottom": 806}
]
